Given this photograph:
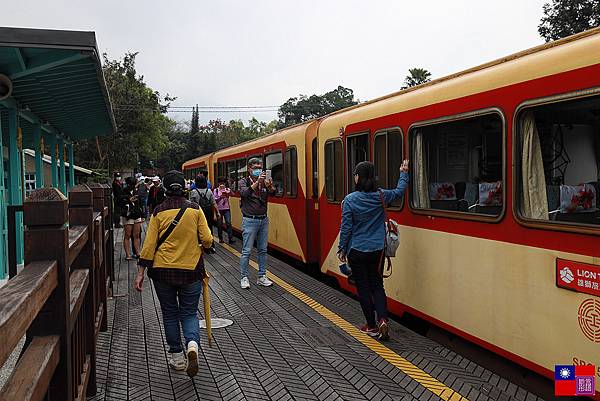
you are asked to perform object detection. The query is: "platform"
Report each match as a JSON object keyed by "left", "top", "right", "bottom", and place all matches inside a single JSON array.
[{"left": 90, "top": 229, "right": 544, "bottom": 401}]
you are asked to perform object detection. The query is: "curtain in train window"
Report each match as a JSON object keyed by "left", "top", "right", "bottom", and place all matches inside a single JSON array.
[
  {"left": 285, "top": 147, "right": 298, "bottom": 197},
  {"left": 347, "top": 133, "right": 369, "bottom": 193},
  {"left": 325, "top": 140, "right": 344, "bottom": 202},
  {"left": 265, "top": 152, "right": 283, "bottom": 196},
  {"left": 312, "top": 138, "right": 318, "bottom": 198},
  {"left": 374, "top": 130, "right": 403, "bottom": 207},
  {"left": 410, "top": 113, "right": 503, "bottom": 215},
  {"left": 518, "top": 94, "right": 600, "bottom": 226}
]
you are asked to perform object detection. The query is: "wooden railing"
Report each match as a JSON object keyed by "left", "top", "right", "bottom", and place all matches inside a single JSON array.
[{"left": 0, "top": 184, "right": 114, "bottom": 401}]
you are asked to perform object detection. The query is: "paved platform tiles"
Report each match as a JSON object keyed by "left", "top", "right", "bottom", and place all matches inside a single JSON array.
[{"left": 91, "top": 228, "right": 544, "bottom": 401}]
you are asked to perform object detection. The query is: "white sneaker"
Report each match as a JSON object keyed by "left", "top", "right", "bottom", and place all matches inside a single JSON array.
[
  {"left": 168, "top": 351, "right": 187, "bottom": 371},
  {"left": 186, "top": 341, "right": 199, "bottom": 377},
  {"left": 257, "top": 275, "right": 273, "bottom": 287},
  {"left": 240, "top": 277, "right": 250, "bottom": 289}
]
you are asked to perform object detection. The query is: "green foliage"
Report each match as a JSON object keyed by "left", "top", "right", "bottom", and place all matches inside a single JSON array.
[
  {"left": 538, "top": 0, "right": 600, "bottom": 42},
  {"left": 74, "top": 52, "right": 175, "bottom": 172},
  {"left": 402, "top": 68, "right": 432, "bottom": 89},
  {"left": 154, "top": 117, "right": 278, "bottom": 171},
  {"left": 277, "top": 86, "right": 358, "bottom": 128}
]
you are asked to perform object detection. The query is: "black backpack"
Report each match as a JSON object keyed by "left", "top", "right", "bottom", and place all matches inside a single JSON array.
[{"left": 195, "top": 189, "right": 213, "bottom": 218}]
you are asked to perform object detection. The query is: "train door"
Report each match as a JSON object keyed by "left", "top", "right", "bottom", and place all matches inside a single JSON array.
[{"left": 307, "top": 136, "right": 320, "bottom": 264}]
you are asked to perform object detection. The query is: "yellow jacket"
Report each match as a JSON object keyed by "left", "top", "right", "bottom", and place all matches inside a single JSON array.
[{"left": 139, "top": 197, "right": 213, "bottom": 270}]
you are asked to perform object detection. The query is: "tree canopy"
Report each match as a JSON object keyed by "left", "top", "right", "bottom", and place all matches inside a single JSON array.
[
  {"left": 74, "top": 52, "right": 175, "bottom": 172},
  {"left": 538, "top": 0, "right": 600, "bottom": 42},
  {"left": 402, "top": 68, "right": 432, "bottom": 89},
  {"left": 277, "top": 86, "right": 358, "bottom": 128}
]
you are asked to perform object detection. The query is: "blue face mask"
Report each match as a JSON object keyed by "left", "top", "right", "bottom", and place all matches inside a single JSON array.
[{"left": 251, "top": 168, "right": 262, "bottom": 177}]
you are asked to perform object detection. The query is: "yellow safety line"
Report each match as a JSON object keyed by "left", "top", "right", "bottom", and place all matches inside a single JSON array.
[{"left": 221, "top": 243, "right": 469, "bottom": 401}]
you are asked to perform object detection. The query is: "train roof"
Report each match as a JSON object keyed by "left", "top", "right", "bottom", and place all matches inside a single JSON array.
[{"left": 318, "top": 27, "right": 600, "bottom": 134}]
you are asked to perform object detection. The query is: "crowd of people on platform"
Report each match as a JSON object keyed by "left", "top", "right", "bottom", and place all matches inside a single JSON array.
[{"left": 113, "top": 156, "right": 409, "bottom": 377}]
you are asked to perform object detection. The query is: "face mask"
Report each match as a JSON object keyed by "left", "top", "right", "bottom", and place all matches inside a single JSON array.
[{"left": 251, "top": 169, "right": 262, "bottom": 177}]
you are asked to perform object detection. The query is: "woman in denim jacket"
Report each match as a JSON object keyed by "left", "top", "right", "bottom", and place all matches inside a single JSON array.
[{"left": 337, "top": 160, "right": 409, "bottom": 340}]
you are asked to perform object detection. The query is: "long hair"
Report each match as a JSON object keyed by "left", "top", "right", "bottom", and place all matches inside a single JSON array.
[{"left": 353, "top": 161, "right": 377, "bottom": 192}]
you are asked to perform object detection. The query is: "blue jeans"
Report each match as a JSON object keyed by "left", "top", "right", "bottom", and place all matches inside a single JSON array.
[
  {"left": 153, "top": 279, "right": 202, "bottom": 353},
  {"left": 240, "top": 216, "right": 269, "bottom": 279},
  {"left": 217, "top": 209, "right": 233, "bottom": 241}
]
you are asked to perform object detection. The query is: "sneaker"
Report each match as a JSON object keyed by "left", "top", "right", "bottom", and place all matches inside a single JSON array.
[
  {"left": 241, "top": 277, "right": 250, "bottom": 289},
  {"left": 359, "top": 324, "right": 379, "bottom": 337},
  {"left": 168, "top": 351, "right": 187, "bottom": 371},
  {"left": 257, "top": 275, "right": 273, "bottom": 287},
  {"left": 377, "top": 319, "right": 390, "bottom": 341},
  {"left": 186, "top": 341, "right": 199, "bottom": 377}
]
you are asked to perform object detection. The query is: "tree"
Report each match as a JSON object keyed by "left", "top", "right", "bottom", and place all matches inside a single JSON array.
[
  {"left": 277, "top": 86, "right": 358, "bottom": 128},
  {"left": 402, "top": 68, "right": 432, "bottom": 89},
  {"left": 74, "top": 52, "right": 176, "bottom": 172},
  {"left": 538, "top": 0, "right": 600, "bottom": 42}
]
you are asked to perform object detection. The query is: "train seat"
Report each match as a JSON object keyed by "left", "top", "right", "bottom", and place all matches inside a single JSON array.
[{"left": 429, "top": 182, "right": 459, "bottom": 211}]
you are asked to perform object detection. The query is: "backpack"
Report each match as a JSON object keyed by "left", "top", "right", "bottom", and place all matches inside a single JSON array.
[{"left": 195, "top": 189, "right": 213, "bottom": 218}]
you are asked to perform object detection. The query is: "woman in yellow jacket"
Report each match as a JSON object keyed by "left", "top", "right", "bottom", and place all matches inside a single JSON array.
[{"left": 134, "top": 170, "right": 213, "bottom": 377}]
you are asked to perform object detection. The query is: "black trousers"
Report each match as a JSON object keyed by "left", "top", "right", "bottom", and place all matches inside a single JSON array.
[{"left": 348, "top": 248, "right": 388, "bottom": 327}]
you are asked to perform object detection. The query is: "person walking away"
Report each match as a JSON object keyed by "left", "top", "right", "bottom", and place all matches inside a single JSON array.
[
  {"left": 137, "top": 177, "right": 150, "bottom": 218},
  {"left": 134, "top": 170, "right": 213, "bottom": 377},
  {"left": 112, "top": 173, "right": 123, "bottom": 228},
  {"left": 190, "top": 176, "right": 219, "bottom": 234},
  {"left": 238, "top": 157, "right": 275, "bottom": 289},
  {"left": 198, "top": 171, "right": 212, "bottom": 189},
  {"left": 120, "top": 176, "right": 144, "bottom": 260},
  {"left": 213, "top": 177, "right": 235, "bottom": 244},
  {"left": 337, "top": 160, "right": 409, "bottom": 340},
  {"left": 148, "top": 177, "right": 166, "bottom": 213}
]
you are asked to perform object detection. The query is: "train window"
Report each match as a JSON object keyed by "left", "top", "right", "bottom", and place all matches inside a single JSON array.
[
  {"left": 235, "top": 158, "right": 246, "bottom": 191},
  {"left": 265, "top": 151, "right": 284, "bottom": 196},
  {"left": 516, "top": 93, "right": 600, "bottom": 229},
  {"left": 325, "top": 139, "right": 344, "bottom": 202},
  {"left": 374, "top": 129, "right": 404, "bottom": 208},
  {"left": 410, "top": 111, "right": 503, "bottom": 217},
  {"left": 225, "top": 161, "right": 236, "bottom": 189},
  {"left": 347, "top": 133, "right": 369, "bottom": 193},
  {"left": 285, "top": 146, "right": 298, "bottom": 197},
  {"left": 312, "top": 138, "right": 318, "bottom": 198}
]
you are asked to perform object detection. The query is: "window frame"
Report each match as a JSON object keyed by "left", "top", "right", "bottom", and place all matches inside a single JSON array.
[
  {"left": 373, "top": 127, "right": 405, "bottom": 211},
  {"left": 408, "top": 107, "right": 507, "bottom": 223},
  {"left": 345, "top": 131, "right": 370, "bottom": 195},
  {"left": 513, "top": 88, "right": 600, "bottom": 236},
  {"left": 284, "top": 146, "right": 298, "bottom": 198},
  {"left": 325, "top": 138, "right": 344, "bottom": 203},
  {"left": 264, "top": 150, "right": 284, "bottom": 197}
]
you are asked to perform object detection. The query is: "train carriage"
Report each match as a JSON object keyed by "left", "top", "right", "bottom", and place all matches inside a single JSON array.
[
  {"left": 183, "top": 28, "right": 600, "bottom": 392},
  {"left": 317, "top": 28, "right": 600, "bottom": 391}
]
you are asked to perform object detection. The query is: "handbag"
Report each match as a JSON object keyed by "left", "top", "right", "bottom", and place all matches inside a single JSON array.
[{"left": 378, "top": 190, "right": 400, "bottom": 278}]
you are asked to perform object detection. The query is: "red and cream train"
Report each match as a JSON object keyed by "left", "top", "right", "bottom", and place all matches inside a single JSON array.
[{"left": 184, "top": 29, "right": 600, "bottom": 392}]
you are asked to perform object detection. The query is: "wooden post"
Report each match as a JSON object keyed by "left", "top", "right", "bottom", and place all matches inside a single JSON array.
[
  {"left": 101, "top": 184, "right": 114, "bottom": 297},
  {"left": 23, "top": 188, "right": 72, "bottom": 401},
  {"left": 89, "top": 183, "right": 108, "bottom": 333},
  {"left": 68, "top": 185, "right": 97, "bottom": 396}
]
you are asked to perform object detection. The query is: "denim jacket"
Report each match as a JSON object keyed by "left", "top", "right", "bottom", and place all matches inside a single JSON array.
[{"left": 338, "top": 172, "right": 409, "bottom": 255}]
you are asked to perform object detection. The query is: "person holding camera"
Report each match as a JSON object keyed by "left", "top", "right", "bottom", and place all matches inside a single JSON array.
[
  {"left": 214, "top": 177, "right": 235, "bottom": 244},
  {"left": 238, "top": 157, "right": 275, "bottom": 289},
  {"left": 120, "top": 176, "right": 144, "bottom": 260},
  {"left": 337, "top": 160, "right": 409, "bottom": 340}
]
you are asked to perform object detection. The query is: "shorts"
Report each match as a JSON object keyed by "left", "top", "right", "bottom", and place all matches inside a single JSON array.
[{"left": 121, "top": 217, "right": 143, "bottom": 225}]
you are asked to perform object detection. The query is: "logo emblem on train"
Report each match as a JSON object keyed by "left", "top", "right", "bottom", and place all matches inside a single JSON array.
[{"left": 560, "top": 267, "right": 575, "bottom": 284}]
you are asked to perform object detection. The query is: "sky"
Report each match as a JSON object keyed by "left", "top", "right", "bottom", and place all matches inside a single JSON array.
[{"left": 2, "top": 0, "right": 549, "bottom": 124}]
